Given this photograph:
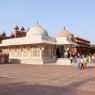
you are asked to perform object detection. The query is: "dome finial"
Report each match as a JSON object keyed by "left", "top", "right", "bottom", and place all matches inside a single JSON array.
[
  {"left": 36, "top": 20, "right": 39, "bottom": 25},
  {"left": 64, "top": 26, "right": 66, "bottom": 30}
]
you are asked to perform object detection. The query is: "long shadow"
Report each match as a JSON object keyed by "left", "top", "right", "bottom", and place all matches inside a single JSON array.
[
  {"left": 87, "top": 66, "right": 95, "bottom": 69},
  {"left": 0, "top": 77, "right": 95, "bottom": 95}
]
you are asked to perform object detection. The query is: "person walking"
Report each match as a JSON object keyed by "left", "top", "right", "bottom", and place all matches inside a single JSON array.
[
  {"left": 83, "top": 55, "right": 87, "bottom": 69},
  {"left": 80, "top": 56, "right": 84, "bottom": 69},
  {"left": 76, "top": 56, "right": 81, "bottom": 69},
  {"left": 70, "top": 55, "right": 73, "bottom": 64}
]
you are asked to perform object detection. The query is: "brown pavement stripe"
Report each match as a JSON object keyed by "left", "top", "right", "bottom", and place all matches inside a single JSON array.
[{"left": 0, "top": 64, "right": 95, "bottom": 95}]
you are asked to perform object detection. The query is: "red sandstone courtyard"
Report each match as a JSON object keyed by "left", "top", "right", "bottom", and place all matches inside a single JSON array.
[{"left": 0, "top": 64, "right": 95, "bottom": 95}]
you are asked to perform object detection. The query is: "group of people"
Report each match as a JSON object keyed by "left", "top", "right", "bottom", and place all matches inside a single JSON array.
[
  {"left": 76, "top": 55, "right": 88, "bottom": 69},
  {"left": 70, "top": 53, "right": 93, "bottom": 69}
]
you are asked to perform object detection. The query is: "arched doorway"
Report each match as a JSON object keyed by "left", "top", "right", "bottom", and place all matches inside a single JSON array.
[{"left": 56, "top": 48, "right": 60, "bottom": 58}]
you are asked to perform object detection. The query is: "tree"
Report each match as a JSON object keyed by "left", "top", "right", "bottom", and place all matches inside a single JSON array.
[{"left": 0, "top": 31, "right": 6, "bottom": 39}]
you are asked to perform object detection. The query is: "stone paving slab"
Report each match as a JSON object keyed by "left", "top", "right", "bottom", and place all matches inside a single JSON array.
[{"left": 0, "top": 64, "right": 95, "bottom": 95}]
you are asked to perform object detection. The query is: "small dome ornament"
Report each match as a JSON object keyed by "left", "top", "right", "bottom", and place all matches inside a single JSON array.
[
  {"left": 63, "top": 26, "right": 66, "bottom": 31},
  {"left": 36, "top": 20, "right": 39, "bottom": 26}
]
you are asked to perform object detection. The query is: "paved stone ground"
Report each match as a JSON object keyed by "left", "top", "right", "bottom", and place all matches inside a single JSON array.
[{"left": 0, "top": 64, "right": 95, "bottom": 95}]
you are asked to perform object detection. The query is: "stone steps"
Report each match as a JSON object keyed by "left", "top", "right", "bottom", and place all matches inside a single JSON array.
[{"left": 56, "top": 58, "right": 72, "bottom": 65}]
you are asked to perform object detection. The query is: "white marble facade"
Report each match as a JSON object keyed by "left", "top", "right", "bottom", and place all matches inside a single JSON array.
[
  {"left": 2, "top": 44, "right": 56, "bottom": 64},
  {"left": 0, "top": 25, "right": 76, "bottom": 64}
]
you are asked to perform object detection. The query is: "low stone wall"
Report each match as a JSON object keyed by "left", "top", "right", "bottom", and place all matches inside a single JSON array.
[
  {"left": 9, "top": 58, "right": 44, "bottom": 64},
  {"left": 0, "top": 53, "right": 9, "bottom": 64}
]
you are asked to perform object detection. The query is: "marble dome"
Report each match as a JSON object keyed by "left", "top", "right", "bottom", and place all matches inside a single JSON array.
[
  {"left": 26, "top": 25, "right": 48, "bottom": 37},
  {"left": 55, "top": 27, "right": 74, "bottom": 38}
]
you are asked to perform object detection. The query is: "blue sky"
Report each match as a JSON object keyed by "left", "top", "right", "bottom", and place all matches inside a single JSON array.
[{"left": 0, "top": 0, "right": 95, "bottom": 43}]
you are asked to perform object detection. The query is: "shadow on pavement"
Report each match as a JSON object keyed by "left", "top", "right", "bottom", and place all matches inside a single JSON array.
[{"left": 0, "top": 77, "right": 95, "bottom": 95}]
